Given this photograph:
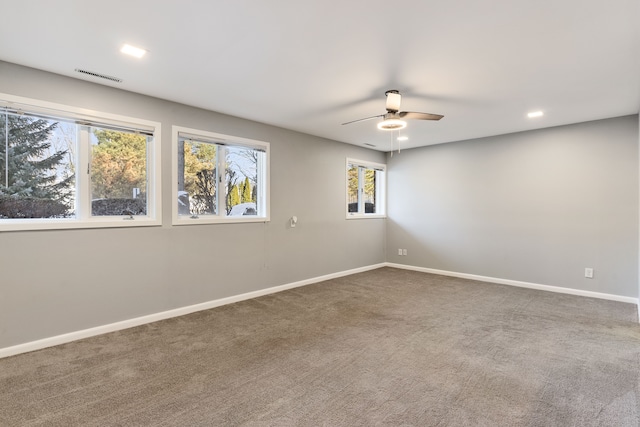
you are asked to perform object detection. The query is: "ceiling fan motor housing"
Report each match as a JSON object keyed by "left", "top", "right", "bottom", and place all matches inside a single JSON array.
[
  {"left": 385, "top": 90, "right": 402, "bottom": 113},
  {"left": 342, "top": 89, "right": 442, "bottom": 128}
]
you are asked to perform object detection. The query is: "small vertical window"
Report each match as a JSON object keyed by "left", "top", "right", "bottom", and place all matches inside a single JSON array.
[
  {"left": 173, "top": 126, "right": 269, "bottom": 224},
  {"left": 346, "top": 158, "right": 386, "bottom": 218}
]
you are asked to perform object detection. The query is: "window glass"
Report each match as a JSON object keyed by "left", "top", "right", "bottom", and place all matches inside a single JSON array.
[
  {"left": 347, "top": 164, "right": 359, "bottom": 213},
  {"left": 178, "top": 139, "right": 218, "bottom": 216},
  {"left": 0, "top": 94, "right": 161, "bottom": 231},
  {"left": 90, "top": 128, "right": 148, "bottom": 216},
  {"left": 226, "top": 145, "right": 258, "bottom": 216},
  {"left": 346, "top": 159, "right": 386, "bottom": 217},
  {"left": 363, "top": 168, "right": 379, "bottom": 214},
  {"left": 0, "top": 112, "right": 75, "bottom": 219},
  {"left": 173, "top": 127, "right": 269, "bottom": 224}
]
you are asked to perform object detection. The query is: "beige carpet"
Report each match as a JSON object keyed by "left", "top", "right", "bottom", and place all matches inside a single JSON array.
[{"left": 1, "top": 267, "right": 639, "bottom": 426}]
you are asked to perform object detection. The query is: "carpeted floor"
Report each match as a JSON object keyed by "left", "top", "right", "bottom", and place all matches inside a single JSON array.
[{"left": 1, "top": 267, "right": 639, "bottom": 426}]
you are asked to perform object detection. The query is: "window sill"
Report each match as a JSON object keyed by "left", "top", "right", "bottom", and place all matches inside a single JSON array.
[
  {"left": 346, "top": 214, "right": 387, "bottom": 220},
  {"left": 0, "top": 217, "right": 161, "bottom": 232},
  {"left": 172, "top": 215, "right": 270, "bottom": 226}
]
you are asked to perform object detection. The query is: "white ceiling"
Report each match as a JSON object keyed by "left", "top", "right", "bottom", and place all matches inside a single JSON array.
[{"left": 1, "top": 0, "right": 639, "bottom": 151}]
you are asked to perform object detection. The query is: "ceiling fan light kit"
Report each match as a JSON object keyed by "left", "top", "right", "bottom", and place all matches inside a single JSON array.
[{"left": 377, "top": 118, "right": 407, "bottom": 131}]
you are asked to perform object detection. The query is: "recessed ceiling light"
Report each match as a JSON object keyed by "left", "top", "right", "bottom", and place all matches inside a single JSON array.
[
  {"left": 527, "top": 111, "right": 544, "bottom": 118},
  {"left": 397, "top": 136, "right": 409, "bottom": 141},
  {"left": 120, "top": 44, "right": 146, "bottom": 58}
]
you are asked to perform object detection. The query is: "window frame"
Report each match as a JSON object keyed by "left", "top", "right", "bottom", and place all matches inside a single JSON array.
[
  {"left": 171, "top": 125, "right": 270, "bottom": 225},
  {"left": 0, "top": 93, "right": 162, "bottom": 232},
  {"left": 346, "top": 158, "right": 387, "bottom": 219}
]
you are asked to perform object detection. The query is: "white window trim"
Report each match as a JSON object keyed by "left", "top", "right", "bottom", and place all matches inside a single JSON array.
[
  {"left": 171, "top": 125, "right": 270, "bottom": 225},
  {"left": 0, "top": 93, "right": 162, "bottom": 232},
  {"left": 346, "top": 158, "right": 387, "bottom": 220}
]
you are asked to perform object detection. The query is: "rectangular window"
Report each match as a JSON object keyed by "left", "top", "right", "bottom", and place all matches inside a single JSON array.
[
  {"left": 172, "top": 126, "right": 269, "bottom": 224},
  {"left": 90, "top": 127, "right": 150, "bottom": 217},
  {"left": 0, "top": 93, "right": 161, "bottom": 231},
  {"left": 346, "top": 158, "right": 386, "bottom": 218},
  {"left": 0, "top": 114, "right": 76, "bottom": 219}
]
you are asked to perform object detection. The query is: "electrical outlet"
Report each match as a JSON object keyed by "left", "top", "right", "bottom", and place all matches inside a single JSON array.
[
  {"left": 585, "top": 268, "right": 594, "bottom": 279},
  {"left": 402, "top": 249, "right": 407, "bottom": 256},
  {"left": 398, "top": 248, "right": 402, "bottom": 256}
]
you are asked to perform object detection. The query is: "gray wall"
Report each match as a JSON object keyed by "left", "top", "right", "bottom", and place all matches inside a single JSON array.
[
  {"left": 2, "top": 60, "right": 638, "bottom": 351},
  {"left": 386, "top": 116, "right": 639, "bottom": 297},
  {"left": 0, "top": 61, "right": 386, "bottom": 349}
]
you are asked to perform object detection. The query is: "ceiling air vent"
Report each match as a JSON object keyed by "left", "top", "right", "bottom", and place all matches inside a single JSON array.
[{"left": 74, "top": 68, "right": 122, "bottom": 83}]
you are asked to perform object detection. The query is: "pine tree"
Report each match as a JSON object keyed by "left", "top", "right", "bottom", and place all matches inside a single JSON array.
[
  {"left": 228, "top": 184, "right": 241, "bottom": 209},
  {"left": 241, "top": 176, "right": 252, "bottom": 203},
  {"left": 0, "top": 114, "right": 73, "bottom": 216}
]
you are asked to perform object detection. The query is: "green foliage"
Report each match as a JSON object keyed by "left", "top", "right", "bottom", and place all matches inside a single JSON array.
[
  {"left": 225, "top": 168, "right": 238, "bottom": 214},
  {"left": 363, "top": 169, "right": 376, "bottom": 203},
  {"left": 228, "top": 184, "right": 240, "bottom": 208},
  {"left": 348, "top": 166, "right": 376, "bottom": 202},
  {"left": 91, "top": 197, "right": 146, "bottom": 216},
  {"left": 0, "top": 195, "right": 68, "bottom": 219},
  {"left": 0, "top": 114, "right": 73, "bottom": 215},
  {"left": 182, "top": 141, "right": 217, "bottom": 214},
  {"left": 347, "top": 165, "right": 359, "bottom": 203},
  {"left": 178, "top": 141, "right": 258, "bottom": 215},
  {"left": 91, "top": 129, "right": 147, "bottom": 199},
  {"left": 241, "top": 177, "right": 252, "bottom": 203},
  {"left": 184, "top": 142, "right": 216, "bottom": 194}
]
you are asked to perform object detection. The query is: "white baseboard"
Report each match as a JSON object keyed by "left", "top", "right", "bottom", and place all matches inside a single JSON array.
[
  {"left": 0, "top": 263, "right": 386, "bottom": 359},
  {"left": 2, "top": 261, "right": 637, "bottom": 359},
  {"left": 385, "top": 262, "right": 640, "bottom": 305}
]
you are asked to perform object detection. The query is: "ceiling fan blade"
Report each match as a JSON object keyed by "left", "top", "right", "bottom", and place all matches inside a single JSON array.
[
  {"left": 341, "top": 114, "right": 384, "bottom": 125},
  {"left": 386, "top": 91, "right": 401, "bottom": 112},
  {"left": 399, "top": 111, "right": 444, "bottom": 121}
]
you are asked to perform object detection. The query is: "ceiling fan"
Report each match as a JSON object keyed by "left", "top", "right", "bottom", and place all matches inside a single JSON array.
[{"left": 342, "top": 90, "right": 443, "bottom": 130}]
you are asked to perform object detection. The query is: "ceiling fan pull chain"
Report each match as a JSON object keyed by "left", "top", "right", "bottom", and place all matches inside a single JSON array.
[{"left": 390, "top": 132, "right": 394, "bottom": 157}]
